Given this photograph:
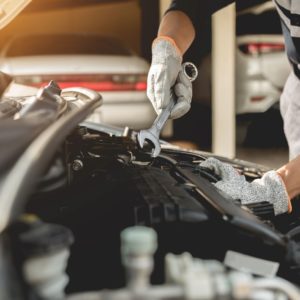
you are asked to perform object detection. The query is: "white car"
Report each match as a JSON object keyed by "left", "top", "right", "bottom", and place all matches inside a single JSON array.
[
  {"left": 194, "top": 1, "right": 291, "bottom": 115},
  {"left": 0, "top": 33, "right": 156, "bottom": 129},
  {"left": 235, "top": 1, "right": 291, "bottom": 114}
]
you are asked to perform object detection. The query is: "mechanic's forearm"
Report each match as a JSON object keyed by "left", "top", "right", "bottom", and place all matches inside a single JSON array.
[
  {"left": 157, "top": 11, "right": 195, "bottom": 55},
  {"left": 277, "top": 155, "right": 300, "bottom": 200}
]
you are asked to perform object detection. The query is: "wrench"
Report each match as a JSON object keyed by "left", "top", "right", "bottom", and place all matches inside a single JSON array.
[{"left": 137, "top": 62, "right": 198, "bottom": 157}]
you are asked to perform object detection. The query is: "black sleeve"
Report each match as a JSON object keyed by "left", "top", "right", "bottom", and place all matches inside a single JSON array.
[
  {"left": 166, "top": 0, "right": 235, "bottom": 66},
  {"left": 167, "top": 0, "right": 235, "bottom": 29}
]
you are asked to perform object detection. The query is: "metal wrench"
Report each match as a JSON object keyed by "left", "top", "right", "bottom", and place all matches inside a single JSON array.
[{"left": 137, "top": 62, "right": 198, "bottom": 157}]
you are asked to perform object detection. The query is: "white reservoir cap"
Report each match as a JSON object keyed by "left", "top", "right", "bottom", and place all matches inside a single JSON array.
[{"left": 121, "top": 226, "right": 157, "bottom": 257}]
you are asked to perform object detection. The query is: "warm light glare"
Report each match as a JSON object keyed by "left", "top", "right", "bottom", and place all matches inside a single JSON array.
[{"left": 15, "top": 74, "right": 148, "bottom": 92}]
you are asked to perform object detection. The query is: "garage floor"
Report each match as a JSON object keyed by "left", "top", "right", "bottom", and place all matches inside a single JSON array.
[
  {"left": 171, "top": 104, "right": 289, "bottom": 170},
  {"left": 236, "top": 147, "right": 289, "bottom": 169},
  {"left": 171, "top": 141, "right": 289, "bottom": 170}
]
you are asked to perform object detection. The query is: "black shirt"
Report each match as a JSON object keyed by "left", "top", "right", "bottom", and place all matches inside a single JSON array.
[
  {"left": 166, "top": 0, "right": 234, "bottom": 65},
  {"left": 167, "top": 0, "right": 234, "bottom": 27},
  {"left": 168, "top": 0, "right": 300, "bottom": 77}
]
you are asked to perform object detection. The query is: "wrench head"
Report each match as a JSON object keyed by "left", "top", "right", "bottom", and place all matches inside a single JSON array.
[{"left": 137, "top": 130, "right": 161, "bottom": 157}]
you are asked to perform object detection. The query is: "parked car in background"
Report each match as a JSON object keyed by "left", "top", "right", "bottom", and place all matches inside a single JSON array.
[
  {"left": 194, "top": 1, "right": 290, "bottom": 115},
  {"left": 189, "top": 1, "right": 290, "bottom": 147},
  {"left": 0, "top": 33, "right": 156, "bottom": 129},
  {"left": 235, "top": 1, "right": 290, "bottom": 114}
]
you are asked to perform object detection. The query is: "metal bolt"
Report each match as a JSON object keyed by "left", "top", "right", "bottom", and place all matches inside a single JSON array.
[{"left": 72, "top": 159, "right": 83, "bottom": 171}]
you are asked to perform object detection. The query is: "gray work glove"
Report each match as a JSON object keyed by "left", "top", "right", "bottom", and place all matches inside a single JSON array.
[
  {"left": 147, "top": 37, "right": 192, "bottom": 119},
  {"left": 199, "top": 158, "right": 291, "bottom": 215}
]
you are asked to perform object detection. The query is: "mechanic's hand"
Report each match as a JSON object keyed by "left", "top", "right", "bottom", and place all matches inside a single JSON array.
[
  {"left": 147, "top": 37, "right": 192, "bottom": 119},
  {"left": 199, "top": 158, "right": 291, "bottom": 215}
]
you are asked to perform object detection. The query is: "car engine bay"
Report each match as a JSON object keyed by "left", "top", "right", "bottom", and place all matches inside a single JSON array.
[{"left": 1, "top": 74, "right": 300, "bottom": 299}]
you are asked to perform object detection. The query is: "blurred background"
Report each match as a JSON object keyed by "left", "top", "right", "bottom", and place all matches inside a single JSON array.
[{"left": 0, "top": 0, "right": 290, "bottom": 168}]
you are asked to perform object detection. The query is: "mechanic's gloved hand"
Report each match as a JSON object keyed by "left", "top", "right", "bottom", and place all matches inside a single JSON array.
[
  {"left": 147, "top": 37, "right": 192, "bottom": 119},
  {"left": 199, "top": 158, "right": 291, "bottom": 215}
]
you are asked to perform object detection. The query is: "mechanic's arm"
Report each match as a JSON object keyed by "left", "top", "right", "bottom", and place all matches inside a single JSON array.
[
  {"left": 147, "top": 11, "right": 196, "bottom": 119},
  {"left": 158, "top": 11, "right": 195, "bottom": 54}
]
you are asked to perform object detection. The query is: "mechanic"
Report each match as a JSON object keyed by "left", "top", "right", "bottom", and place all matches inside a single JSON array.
[{"left": 147, "top": 0, "right": 300, "bottom": 215}]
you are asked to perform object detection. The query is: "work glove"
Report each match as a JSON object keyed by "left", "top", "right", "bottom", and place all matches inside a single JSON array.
[
  {"left": 199, "top": 158, "right": 291, "bottom": 215},
  {"left": 147, "top": 37, "right": 193, "bottom": 119}
]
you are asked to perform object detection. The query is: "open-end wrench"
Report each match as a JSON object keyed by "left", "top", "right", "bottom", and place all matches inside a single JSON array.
[{"left": 137, "top": 62, "right": 198, "bottom": 157}]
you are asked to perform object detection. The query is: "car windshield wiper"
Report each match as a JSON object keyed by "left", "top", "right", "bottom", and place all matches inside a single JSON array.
[
  {"left": 16, "top": 81, "right": 67, "bottom": 118},
  {"left": 0, "top": 82, "right": 70, "bottom": 172}
]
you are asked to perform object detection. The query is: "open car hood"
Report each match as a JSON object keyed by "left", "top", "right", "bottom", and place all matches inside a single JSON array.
[{"left": 0, "top": 0, "right": 31, "bottom": 29}]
